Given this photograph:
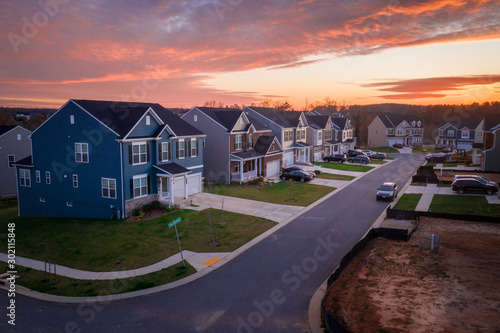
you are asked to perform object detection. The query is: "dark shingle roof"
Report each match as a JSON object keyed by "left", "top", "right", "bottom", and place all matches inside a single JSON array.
[
  {"left": 195, "top": 107, "right": 242, "bottom": 131},
  {"left": 254, "top": 136, "right": 280, "bottom": 155},
  {"left": 380, "top": 114, "right": 418, "bottom": 128},
  {"left": 71, "top": 99, "right": 204, "bottom": 138},
  {"left": 245, "top": 107, "right": 302, "bottom": 128},
  {"left": 483, "top": 115, "right": 500, "bottom": 131},
  {"left": 331, "top": 118, "right": 348, "bottom": 129},
  {"left": 305, "top": 115, "right": 330, "bottom": 129},
  {"left": 458, "top": 118, "right": 483, "bottom": 129},
  {"left": 154, "top": 163, "right": 191, "bottom": 175},
  {"left": 0, "top": 125, "right": 17, "bottom": 136},
  {"left": 14, "top": 156, "right": 33, "bottom": 166}
]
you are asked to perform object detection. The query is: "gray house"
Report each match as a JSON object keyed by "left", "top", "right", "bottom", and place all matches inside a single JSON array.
[
  {"left": 435, "top": 118, "right": 484, "bottom": 151},
  {"left": 482, "top": 115, "right": 500, "bottom": 172},
  {"left": 182, "top": 107, "right": 282, "bottom": 184},
  {"left": 0, "top": 125, "right": 31, "bottom": 196}
]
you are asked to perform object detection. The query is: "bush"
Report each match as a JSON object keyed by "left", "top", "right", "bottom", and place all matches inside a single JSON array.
[{"left": 249, "top": 177, "right": 264, "bottom": 185}]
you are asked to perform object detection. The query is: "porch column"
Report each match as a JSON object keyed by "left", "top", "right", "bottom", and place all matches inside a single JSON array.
[
  {"left": 259, "top": 158, "right": 262, "bottom": 177},
  {"left": 170, "top": 177, "right": 175, "bottom": 206},
  {"left": 239, "top": 160, "right": 243, "bottom": 185},
  {"left": 183, "top": 174, "right": 187, "bottom": 199}
]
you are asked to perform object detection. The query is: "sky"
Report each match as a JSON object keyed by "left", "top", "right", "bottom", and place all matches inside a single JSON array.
[{"left": 1, "top": 0, "right": 500, "bottom": 109}]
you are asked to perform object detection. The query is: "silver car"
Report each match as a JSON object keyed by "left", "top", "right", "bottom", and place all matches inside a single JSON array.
[{"left": 376, "top": 182, "right": 398, "bottom": 201}]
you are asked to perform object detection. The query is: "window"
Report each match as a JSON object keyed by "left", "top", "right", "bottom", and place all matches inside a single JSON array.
[
  {"left": 447, "top": 130, "right": 454, "bottom": 137},
  {"left": 191, "top": 138, "right": 197, "bottom": 157},
  {"left": 388, "top": 129, "right": 394, "bottom": 135},
  {"left": 284, "top": 131, "right": 289, "bottom": 142},
  {"left": 146, "top": 115, "right": 151, "bottom": 125},
  {"left": 132, "top": 142, "right": 148, "bottom": 164},
  {"left": 40, "top": 198, "right": 45, "bottom": 203},
  {"left": 406, "top": 129, "right": 410, "bottom": 135},
  {"left": 161, "top": 142, "right": 170, "bottom": 162},
  {"left": 301, "top": 129, "right": 305, "bottom": 140},
  {"left": 102, "top": 178, "right": 116, "bottom": 199},
  {"left": 73, "top": 174, "right": 78, "bottom": 188},
  {"left": 75, "top": 143, "right": 89, "bottom": 163},
  {"left": 70, "top": 115, "right": 74, "bottom": 124},
  {"left": 412, "top": 121, "right": 416, "bottom": 127},
  {"left": 462, "top": 129, "right": 470, "bottom": 139},
  {"left": 17, "top": 134, "right": 21, "bottom": 140},
  {"left": 318, "top": 131, "right": 322, "bottom": 142},
  {"left": 194, "top": 115, "right": 198, "bottom": 122},
  {"left": 235, "top": 162, "right": 241, "bottom": 173},
  {"left": 46, "top": 171, "right": 51, "bottom": 184},
  {"left": 417, "top": 121, "right": 421, "bottom": 127},
  {"left": 248, "top": 135, "right": 253, "bottom": 149},
  {"left": 19, "top": 169, "right": 30, "bottom": 187},
  {"left": 8, "top": 154, "right": 14, "bottom": 168},
  {"left": 234, "top": 135, "right": 242, "bottom": 150},
  {"left": 178, "top": 140, "right": 186, "bottom": 158},
  {"left": 36, "top": 170, "right": 41, "bottom": 183},
  {"left": 397, "top": 129, "right": 403, "bottom": 136},
  {"left": 132, "top": 175, "right": 148, "bottom": 198}
]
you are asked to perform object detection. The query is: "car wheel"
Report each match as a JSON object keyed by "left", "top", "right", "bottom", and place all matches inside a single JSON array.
[
  {"left": 379, "top": 158, "right": 384, "bottom": 161},
  {"left": 457, "top": 188, "right": 465, "bottom": 194},
  {"left": 281, "top": 176, "right": 286, "bottom": 181},
  {"left": 362, "top": 161, "right": 367, "bottom": 164},
  {"left": 486, "top": 189, "right": 494, "bottom": 195},
  {"left": 376, "top": 197, "right": 379, "bottom": 201},
  {"left": 300, "top": 178, "right": 305, "bottom": 183},
  {"left": 348, "top": 159, "right": 353, "bottom": 163}
]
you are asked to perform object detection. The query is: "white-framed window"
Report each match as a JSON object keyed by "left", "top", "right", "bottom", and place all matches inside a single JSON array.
[
  {"left": 146, "top": 115, "right": 151, "bottom": 125},
  {"left": 75, "top": 143, "right": 89, "bottom": 163},
  {"left": 194, "top": 115, "right": 198, "bottom": 122},
  {"left": 406, "top": 129, "right": 410, "bottom": 135},
  {"left": 7, "top": 154, "right": 14, "bottom": 168},
  {"left": 36, "top": 170, "right": 41, "bottom": 183},
  {"left": 412, "top": 121, "right": 416, "bottom": 127},
  {"left": 417, "top": 121, "right": 421, "bottom": 127},
  {"left": 46, "top": 171, "right": 51, "bottom": 184},
  {"left": 132, "top": 142, "right": 148, "bottom": 164},
  {"left": 447, "top": 130, "right": 454, "bottom": 137},
  {"left": 235, "top": 162, "right": 241, "bottom": 173},
  {"left": 70, "top": 115, "right": 74, "bottom": 124},
  {"left": 234, "top": 135, "right": 242, "bottom": 150},
  {"left": 17, "top": 134, "right": 21, "bottom": 140},
  {"left": 73, "top": 174, "right": 78, "bottom": 188},
  {"left": 301, "top": 129, "right": 306, "bottom": 140},
  {"left": 190, "top": 138, "right": 197, "bottom": 157},
  {"left": 102, "top": 178, "right": 117, "bottom": 199},
  {"left": 461, "top": 129, "right": 470, "bottom": 139},
  {"left": 317, "top": 131, "right": 322, "bottom": 142},
  {"left": 19, "top": 169, "right": 30, "bottom": 187},
  {"left": 161, "top": 142, "right": 170, "bottom": 162},
  {"left": 397, "top": 128, "right": 403, "bottom": 136},
  {"left": 248, "top": 135, "right": 253, "bottom": 149},
  {"left": 343, "top": 132, "right": 346, "bottom": 140},
  {"left": 133, "top": 175, "right": 148, "bottom": 198},
  {"left": 388, "top": 129, "right": 394, "bottom": 135},
  {"left": 178, "top": 140, "right": 186, "bottom": 158}
]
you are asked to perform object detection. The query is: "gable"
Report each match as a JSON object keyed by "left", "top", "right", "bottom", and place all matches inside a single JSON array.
[{"left": 126, "top": 109, "right": 163, "bottom": 138}]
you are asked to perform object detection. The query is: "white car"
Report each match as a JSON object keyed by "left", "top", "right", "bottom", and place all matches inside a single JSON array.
[{"left": 362, "top": 150, "right": 374, "bottom": 156}]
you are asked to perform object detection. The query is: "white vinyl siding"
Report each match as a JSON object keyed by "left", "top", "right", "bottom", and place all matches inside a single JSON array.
[{"left": 75, "top": 143, "right": 89, "bottom": 163}]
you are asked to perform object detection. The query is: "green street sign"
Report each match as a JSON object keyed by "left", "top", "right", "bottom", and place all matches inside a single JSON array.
[{"left": 168, "top": 217, "right": 182, "bottom": 228}]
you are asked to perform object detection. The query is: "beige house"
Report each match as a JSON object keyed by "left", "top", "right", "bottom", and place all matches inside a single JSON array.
[{"left": 368, "top": 114, "right": 423, "bottom": 148}]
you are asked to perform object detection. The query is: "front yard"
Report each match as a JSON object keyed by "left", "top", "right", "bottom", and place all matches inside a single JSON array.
[
  {"left": 430, "top": 195, "right": 500, "bottom": 217},
  {"left": 207, "top": 181, "right": 334, "bottom": 206},
  {"left": 393, "top": 193, "right": 422, "bottom": 210},
  {"left": 314, "top": 162, "right": 374, "bottom": 172}
]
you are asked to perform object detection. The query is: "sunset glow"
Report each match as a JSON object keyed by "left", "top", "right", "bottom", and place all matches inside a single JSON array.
[{"left": 1, "top": 0, "right": 500, "bottom": 108}]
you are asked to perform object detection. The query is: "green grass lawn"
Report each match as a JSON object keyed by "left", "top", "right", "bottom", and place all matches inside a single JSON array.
[
  {"left": 371, "top": 146, "right": 399, "bottom": 153},
  {"left": 393, "top": 194, "right": 422, "bottom": 211},
  {"left": 315, "top": 162, "right": 374, "bottom": 172},
  {"left": 0, "top": 205, "right": 276, "bottom": 272},
  {"left": 430, "top": 195, "right": 500, "bottom": 217},
  {"left": 316, "top": 173, "right": 355, "bottom": 181},
  {"left": 208, "top": 181, "right": 333, "bottom": 206},
  {"left": 412, "top": 147, "right": 443, "bottom": 154},
  {"left": 8, "top": 262, "right": 196, "bottom": 297}
]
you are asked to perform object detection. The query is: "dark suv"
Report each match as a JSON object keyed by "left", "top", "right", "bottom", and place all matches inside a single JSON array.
[
  {"left": 347, "top": 150, "right": 367, "bottom": 158},
  {"left": 323, "top": 154, "right": 347, "bottom": 163},
  {"left": 451, "top": 178, "right": 499, "bottom": 195}
]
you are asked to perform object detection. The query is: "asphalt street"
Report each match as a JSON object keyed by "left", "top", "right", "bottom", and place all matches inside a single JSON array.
[{"left": 0, "top": 153, "right": 425, "bottom": 333}]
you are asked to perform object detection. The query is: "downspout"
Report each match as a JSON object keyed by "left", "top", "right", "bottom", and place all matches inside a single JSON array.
[{"left": 120, "top": 141, "right": 125, "bottom": 219}]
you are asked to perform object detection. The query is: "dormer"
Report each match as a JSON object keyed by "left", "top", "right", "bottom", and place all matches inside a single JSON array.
[
  {"left": 412, "top": 120, "right": 416, "bottom": 127},
  {"left": 417, "top": 121, "right": 421, "bottom": 127}
]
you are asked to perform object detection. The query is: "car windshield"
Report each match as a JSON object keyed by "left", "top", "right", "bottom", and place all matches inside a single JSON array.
[{"left": 379, "top": 185, "right": 393, "bottom": 191}]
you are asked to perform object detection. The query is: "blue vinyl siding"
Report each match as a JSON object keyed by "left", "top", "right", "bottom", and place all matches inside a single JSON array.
[
  {"left": 18, "top": 102, "right": 122, "bottom": 218},
  {"left": 127, "top": 111, "right": 161, "bottom": 138}
]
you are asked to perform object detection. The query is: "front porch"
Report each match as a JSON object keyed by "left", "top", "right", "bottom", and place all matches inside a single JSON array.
[{"left": 230, "top": 158, "right": 261, "bottom": 184}]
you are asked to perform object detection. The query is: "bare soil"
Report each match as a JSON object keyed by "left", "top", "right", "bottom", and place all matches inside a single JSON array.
[{"left": 325, "top": 217, "right": 500, "bottom": 333}]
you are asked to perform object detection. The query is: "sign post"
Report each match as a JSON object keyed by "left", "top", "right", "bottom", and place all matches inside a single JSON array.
[{"left": 168, "top": 217, "right": 185, "bottom": 267}]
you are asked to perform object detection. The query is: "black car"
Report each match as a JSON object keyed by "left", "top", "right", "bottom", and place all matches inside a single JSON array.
[
  {"left": 451, "top": 178, "right": 499, "bottom": 195},
  {"left": 371, "top": 153, "right": 386, "bottom": 160},
  {"left": 280, "top": 170, "right": 314, "bottom": 182},
  {"left": 393, "top": 143, "right": 403, "bottom": 149},
  {"left": 282, "top": 166, "right": 316, "bottom": 178},
  {"left": 323, "top": 154, "right": 347, "bottom": 163},
  {"left": 347, "top": 149, "right": 367, "bottom": 158}
]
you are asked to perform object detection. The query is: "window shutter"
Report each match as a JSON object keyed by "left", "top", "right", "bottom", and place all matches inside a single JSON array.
[
  {"left": 168, "top": 142, "right": 171, "bottom": 161},
  {"left": 176, "top": 141, "right": 179, "bottom": 158},
  {"left": 186, "top": 139, "right": 191, "bottom": 157},
  {"left": 129, "top": 145, "right": 132, "bottom": 164},
  {"left": 159, "top": 143, "right": 162, "bottom": 161},
  {"left": 146, "top": 143, "right": 150, "bottom": 163},
  {"left": 147, "top": 176, "right": 151, "bottom": 194},
  {"left": 196, "top": 139, "right": 199, "bottom": 156},
  {"left": 130, "top": 179, "right": 134, "bottom": 199}
]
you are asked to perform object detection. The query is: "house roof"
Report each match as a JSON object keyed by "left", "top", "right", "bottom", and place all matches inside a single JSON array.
[
  {"left": 14, "top": 155, "right": 33, "bottom": 167},
  {"left": 154, "top": 163, "right": 191, "bottom": 175},
  {"left": 331, "top": 117, "right": 348, "bottom": 129},
  {"left": 440, "top": 118, "right": 483, "bottom": 130},
  {"left": 484, "top": 114, "right": 500, "bottom": 131},
  {"left": 379, "top": 114, "right": 419, "bottom": 128},
  {"left": 305, "top": 115, "right": 330, "bottom": 129},
  {"left": 0, "top": 125, "right": 16, "bottom": 136},
  {"left": 230, "top": 136, "right": 281, "bottom": 160},
  {"left": 194, "top": 107, "right": 242, "bottom": 132},
  {"left": 245, "top": 107, "right": 303, "bottom": 128},
  {"left": 245, "top": 113, "right": 270, "bottom": 132},
  {"left": 71, "top": 100, "right": 204, "bottom": 138}
]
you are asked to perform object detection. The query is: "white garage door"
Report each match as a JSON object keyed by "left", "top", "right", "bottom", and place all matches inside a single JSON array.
[
  {"left": 457, "top": 142, "right": 471, "bottom": 150},
  {"left": 174, "top": 173, "right": 202, "bottom": 197},
  {"left": 388, "top": 139, "right": 395, "bottom": 147},
  {"left": 283, "top": 152, "right": 293, "bottom": 167},
  {"left": 314, "top": 152, "right": 322, "bottom": 161},
  {"left": 266, "top": 160, "right": 280, "bottom": 177}
]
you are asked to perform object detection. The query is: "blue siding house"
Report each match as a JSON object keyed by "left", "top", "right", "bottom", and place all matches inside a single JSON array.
[{"left": 15, "top": 99, "right": 205, "bottom": 219}]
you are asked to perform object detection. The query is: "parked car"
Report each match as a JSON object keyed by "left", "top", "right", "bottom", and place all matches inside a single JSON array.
[
  {"left": 280, "top": 170, "right": 314, "bottom": 182},
  {"left": 376, "top": 182, "right": 398, "bottom": 201},
  {"left": 347, "top": 149, "right": 367, "bottom": 158},
  {"left": 282, "top": 166, "right": 316, "bottom": 178},
  {"left": 348, "top": 156, "right": 370, "bottom": 164},
  {"left": 371, "top": 153, "right": 387, "bottom": 160},
  {"left": 393, "top": 143, "right": 403, "bottom": 149},
  {"left": 361, "top": 150, "right": 374, "bottom": 156},
  {"left": 451, "top": 178, "right": 499, "bottom": 195},
  {"left": 442, "top": 147, "right": 452, "bottom": 153},
  {"left": 453, "top": 175, "right": 499, "bottom": 188},
  {"left": 323, "top": 154, "right": 347, "bottom": 163}
]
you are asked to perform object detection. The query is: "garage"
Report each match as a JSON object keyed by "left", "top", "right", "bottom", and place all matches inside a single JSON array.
[
  {"left": 314, "top": 151, "right": 322, "bottom": 161},
  {"left": 266, "top": 160, "right": 280, "bottom": 177},
  {"left": 388, "top": 139, "right": 395, "bottom": 147},
  {"left": 174, "top": 173, "right": 202, "bottom": 197},
  {"left": 282, "top": 152, "right": 294, "bottom": 167},
  {"left": 457, "top": 142, "right": 472, "bottom": 151}
]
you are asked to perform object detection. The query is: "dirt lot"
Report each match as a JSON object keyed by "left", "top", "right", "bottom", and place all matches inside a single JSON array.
[{"left": 325, "top": 217, "right": 500, "bottom": 332}]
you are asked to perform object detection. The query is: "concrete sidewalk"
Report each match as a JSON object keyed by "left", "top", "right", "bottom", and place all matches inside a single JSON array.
[
  {"left": 0, "top": 251, "right": 230, "bottom": 280},
  {"left": 414, "top": 184, "right": 438, "bottom": 211}
]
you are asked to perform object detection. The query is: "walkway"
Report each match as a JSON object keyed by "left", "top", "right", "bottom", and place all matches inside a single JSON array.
[
  {"left": 0, "top": 251, "right": 230, "bottom": 280},
  {"left": 414, "top": 183, "right": 438, "bottom": 211}
]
